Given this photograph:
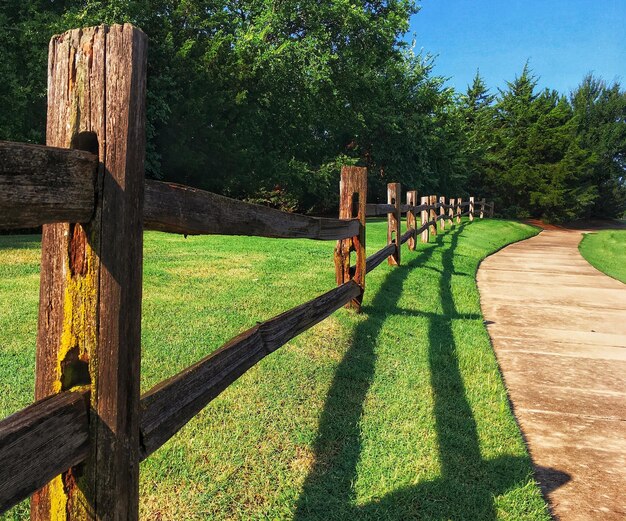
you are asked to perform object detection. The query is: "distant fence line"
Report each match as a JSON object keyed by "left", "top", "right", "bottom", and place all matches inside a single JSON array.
[{"left": 0, "top": 23, "right": 493, "bottom": 520}]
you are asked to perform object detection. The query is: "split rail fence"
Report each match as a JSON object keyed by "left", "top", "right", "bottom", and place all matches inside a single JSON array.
[{"left": 0, "top": 24, "right": 493, "bottom": 520}]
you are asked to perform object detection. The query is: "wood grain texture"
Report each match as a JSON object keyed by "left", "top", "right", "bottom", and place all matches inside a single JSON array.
[
  {"left": 334, "top": 166, "right": 367, "bottom": 310},
  {"left": 364, "top": 244, "right": 396, "bottom": 274},
  {"left": 428, "top": 195, "right": 437, "bottom": 236},
  {"left": 139, "top": 280, "right": 361, "bottom": 458},
  {"left": 34, "top": 25, "right": 107, "bottom": 520},
  {"left": 456, "top": 197, "right": 462, "bottom": 224},
  {"left": 34, "top": 24, "right": 147, "bottom": 521},
  {"left": 439, "top": 196, "right": 446, "bottom": 231},
  {"left": 365, "top": 203, "right": 413, "bottom": 216},
  {"left": 400, "top": 228, "right": 415, "bottom": 245},
  {"left": 420, "top": 196, "right": 429, "bottom": 243},
  {"left": 387, "top": 183, "right": 401, "bottom": 266},
  {"left": 406, "top": 190, "right": 417, "bottom": 251},
  {"left": 415, "top": 220, "right": 436, "bottom": 237},
  {"left": 94, "top": 24, "right": 146, "bottom": 521},
  {"left": 0, "top": 391, "right": 89, "bottom": 514},
  {"left": 0, "top": 141, "right": 97, "bottom": 229},
  {"left": 146, "top": 180, "right": 360, "bottom": 240},
  {"left": 448, "top": 198, "right": 455, "bottom": 227},
  {"left": 469, "top": 196, "right": 475, "bottom": 221}
]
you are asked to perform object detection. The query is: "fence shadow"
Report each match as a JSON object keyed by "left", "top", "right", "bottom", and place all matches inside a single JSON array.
[{"left": 294, "top": 224, "right": 568, "bottom": 520}]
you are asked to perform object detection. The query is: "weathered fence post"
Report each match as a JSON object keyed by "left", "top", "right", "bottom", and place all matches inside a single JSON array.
[
  {"left": 429, "top": 195, "right": 437, "bottom": 236},
  {"left": 480, "top": 198, "right": 485, "bottom": 219},
  {"left": 387, "top": 183, "right": 401, "bottom": 265},
  {"left": 457, "top": 197, "right": 462, "bottom": 224},
  {"left": 406, "top": 190, "right": 417, "bottom": 251},
  {"left": 439, "top": 196, "right": 446, "bottom": 231},
  {"left": 420, "top": 196, "right": 429, "bottom": 243},
  {"left": 469, "top": 196, "right": 475, "bottom": 221},
  {"left": 448, "top": 198, "right": 455, "bottom": 228},
  {"left": 490, "top": 202, "right": 494, "bottom": 218},
  {"left": 335, "top": 166, "right": 367, "bottom": 311},
  {"left": 32, "top": 24, "right": 147, "bottom": 521}
]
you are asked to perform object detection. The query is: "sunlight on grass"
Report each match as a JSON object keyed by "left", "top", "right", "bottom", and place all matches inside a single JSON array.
[
  {"left": 0, "top": 219, "right": 549, "bottom": 520},
  {"left": 579, "top": 230, "right": 626, "bottom": 284}
]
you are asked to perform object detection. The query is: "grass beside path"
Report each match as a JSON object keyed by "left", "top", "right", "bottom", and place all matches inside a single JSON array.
[
  {"left": 579, "top": 230, "right": 626, "bottom": 284},
  {"left": 0, "top": 218, "right": 548, "bottom": 520}
]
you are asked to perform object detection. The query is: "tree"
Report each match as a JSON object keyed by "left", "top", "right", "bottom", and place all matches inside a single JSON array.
[
  {"left": 571, "top": 74, "right": 626, "bottom": 218},
  {"left": 459, "top": 70, "right": 495, "bottom": 198},
  {"left": 482, "top": 64, "right": 600, "bottom": 221}
]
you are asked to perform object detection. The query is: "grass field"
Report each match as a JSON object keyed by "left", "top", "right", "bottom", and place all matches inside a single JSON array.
[
  {"left": 0, "top": 218, "right": 549, "bottom": 520},
  {"left": 579, "top": 229, "right": 626, "bottom": 284}
]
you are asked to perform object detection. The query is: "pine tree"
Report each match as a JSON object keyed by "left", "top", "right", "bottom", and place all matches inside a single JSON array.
[
  {"left": 460, "top": 70, "right": 495, "bottom": 198},
  {"left": 571, "top": 74, "right": 626, "bottom": 218}
]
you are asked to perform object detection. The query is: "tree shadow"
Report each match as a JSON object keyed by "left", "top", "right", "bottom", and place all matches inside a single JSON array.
[{"left": 294, "top": 224, "right": 568, "bottom": 520}]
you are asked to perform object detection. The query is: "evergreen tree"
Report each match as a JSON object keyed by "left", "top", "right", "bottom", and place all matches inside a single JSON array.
[
  {"left": 571, "top": 74, "right": 626, "bottom": 218},
  {"left": 484, "top": 64, "right": 601, "bottom": 221},
  {"left": 460, "top": 70, "right": 495, "bottom": 198}
]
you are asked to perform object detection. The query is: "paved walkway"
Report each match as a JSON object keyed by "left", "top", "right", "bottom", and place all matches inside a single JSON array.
[{"left": 477, "top": 228, "right": 626, "bottom": 520}]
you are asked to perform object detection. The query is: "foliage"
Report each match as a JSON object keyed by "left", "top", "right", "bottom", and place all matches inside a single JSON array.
[
  {"left": 463, "top": 66, "right": 625, "bottom": 222},
  {"left": 0, "top": 2, "right": 624, "bottom": 220},
  {"left": 1, "top": 0, "right": 441, "bottom": 211},
  {"left": 570, "top": 75, "right": 626, "bottom": 219}
]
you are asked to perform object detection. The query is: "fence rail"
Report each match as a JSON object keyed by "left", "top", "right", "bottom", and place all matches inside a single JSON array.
[
  {"left": 144, "top": 180, "right": 361, "bottom": 240},
  {"left": 0, "top": 23, "right": 494, "bottom": 520},
  {"left": 139, "top": 279, "right": 361, "bottom": 459},
  {"left": 0, "top": 391, "right": 90, "bottom": 512},
  {"left": 0, "top": 141, "right": 97, "bottom": 228}
]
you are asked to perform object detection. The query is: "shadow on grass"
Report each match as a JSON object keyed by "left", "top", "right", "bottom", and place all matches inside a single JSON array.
[
  {"left": 294, "top": 224, "right": 568, "bottom": 520},
  {"left": 0, "top": 234, "right": 41, "bottom": 249}
]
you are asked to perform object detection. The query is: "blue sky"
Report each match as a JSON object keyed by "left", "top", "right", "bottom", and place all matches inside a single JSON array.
[{"left": 408, "top": 0, "right": 626, "bottom": 95}]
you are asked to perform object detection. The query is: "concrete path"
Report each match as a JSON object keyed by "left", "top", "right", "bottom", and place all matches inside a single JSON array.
[{"left": 477, "top": 228, "right": 626, "bottom": 520}]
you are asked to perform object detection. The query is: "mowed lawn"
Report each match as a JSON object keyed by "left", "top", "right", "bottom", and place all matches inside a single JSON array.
[
  {"left": 0, "top": 218, "right": 549, "bottom": 520},
  {"left": 579, "top": 229, "right": 626, "bottom": 284}
]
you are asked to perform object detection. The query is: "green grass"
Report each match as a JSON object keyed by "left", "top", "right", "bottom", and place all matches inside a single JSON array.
[
  {"left": 579, "top": 230, "right": 626, "bottom": 284},
  {"left": 0, "top": 218, "right": 549, "bottom": 520}
]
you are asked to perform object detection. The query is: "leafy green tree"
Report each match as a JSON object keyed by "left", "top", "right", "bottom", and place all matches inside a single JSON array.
[
  {"left": 0, "top": 1, "right": 65, "bottom": 143},
  {"left": 2, "top": 3, "right": 622, "bottom": 221}
]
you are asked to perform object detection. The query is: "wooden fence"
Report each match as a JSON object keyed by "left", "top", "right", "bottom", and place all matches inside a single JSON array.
[{"left": 0, "top": 24, "right": 494, "bottom": 520}]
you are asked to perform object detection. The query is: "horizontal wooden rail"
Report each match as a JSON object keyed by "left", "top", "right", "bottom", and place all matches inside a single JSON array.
[
  {"left": 365, "top": 203, "right": 395, "bottom": 216},
  {"left": 416, "top": 219, "right": 436, "bottom": 236},
  {"left": 144, "top": 180, "right": 359, "bottom": 240},
  {"left": 0, "top": 390, "right": 90, "bottom": 513},
  {"left": 366, "top": 244, "right": 396, "bottom": 274},
  {"left": 349, "top": 243, "right": 398, "bottom": 277},
  {"left": 366, "top": 203, "right": 437, "bottom": 217},
  {"left": 139, "top": 280, "right": 361, "bottom": 458},
  {"left": 0, "top": 141, "right": 97, "bottom": 229},
  {"left": 400, "top": 228, "right": 415, "bottom": 245}
]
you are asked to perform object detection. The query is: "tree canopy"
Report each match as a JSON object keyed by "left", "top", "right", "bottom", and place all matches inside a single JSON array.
[{"left": 1, "top": 1, "right": 624, "bottom": 221}]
